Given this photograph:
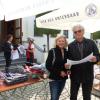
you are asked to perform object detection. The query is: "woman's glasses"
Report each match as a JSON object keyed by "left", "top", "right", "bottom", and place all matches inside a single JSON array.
[{"left": 74, "top": 30, "right": 82, "bottom": 34}]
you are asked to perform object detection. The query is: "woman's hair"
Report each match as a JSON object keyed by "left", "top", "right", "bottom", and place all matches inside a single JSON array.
[
  {"left": 54, "top": 34, "right": 68, "bottom": 48},
  {"left": 27, "top": 37, "right": 34, "bottom": 43},
  {"left": 6, "top": 34, "right": 13, "bottom": 41}
]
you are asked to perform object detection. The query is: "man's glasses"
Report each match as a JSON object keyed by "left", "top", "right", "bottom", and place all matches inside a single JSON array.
[{"left": 74, "top": 30, "right": 82, "bottom": 34}]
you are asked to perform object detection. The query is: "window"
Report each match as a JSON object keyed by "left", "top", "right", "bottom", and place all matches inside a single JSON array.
[{"left": 63, "top": 30, "right": 68, "bottom": 38}]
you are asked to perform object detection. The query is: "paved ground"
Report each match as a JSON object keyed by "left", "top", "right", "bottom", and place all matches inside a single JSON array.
[
  {"left": 29, "top": 79, "right": 100, "bottom": 100},
  {"left": 30, "top": 65, "right": 100, "bottom": 100}
]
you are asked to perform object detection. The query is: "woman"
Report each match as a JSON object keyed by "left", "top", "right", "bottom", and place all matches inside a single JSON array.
[
  {"left": 46, "top": 34, "right": 68, "bottom": 100},
  {"left": 26, "top": 38, "right": 35, "bottom": 64},
  {"left": 3, "top": 34, "right": 13, "bottom": 77}
]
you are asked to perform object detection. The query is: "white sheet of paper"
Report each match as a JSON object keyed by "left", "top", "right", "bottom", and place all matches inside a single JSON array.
[
  {"left": 67, "top": 53, "right": 93, "bottom": 65},
  {"left": 11, "top": 50, "right": 19, "bottom": 60},
  {"left": 18, "top": 45, "right": 25, "bottom": 54}
]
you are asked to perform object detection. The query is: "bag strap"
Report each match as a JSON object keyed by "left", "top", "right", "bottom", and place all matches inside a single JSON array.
[{"left": 52, "top": 49, "right": 55, "bottom": 66}]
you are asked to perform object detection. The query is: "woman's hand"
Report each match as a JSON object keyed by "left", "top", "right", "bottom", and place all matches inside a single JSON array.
[
  {"left": 27, "top": 49, "right": 34, "bottom": 53},
  {"left": 60, "top": 71, "right": 67, "bottom": 77}
]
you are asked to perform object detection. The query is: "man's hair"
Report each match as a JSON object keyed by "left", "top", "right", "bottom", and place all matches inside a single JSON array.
[{"left": 72, "top": 24, "right": 85, "bottom": 32}]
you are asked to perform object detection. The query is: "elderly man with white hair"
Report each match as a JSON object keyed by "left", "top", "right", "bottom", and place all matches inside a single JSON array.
[{"left": 67, "top": 25, "right": 100, "bottom": 100}]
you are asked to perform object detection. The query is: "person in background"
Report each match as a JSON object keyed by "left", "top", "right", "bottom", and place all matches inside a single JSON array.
[
  {"left": 46, "top": 34, "right": 68, "bottom": 100},
  {"left": 3, "top": 34, "right": 14, "bottom": 77},
  {"left": 66, "top": 25, "right": 100, "bottom": 100},
  {"left": 26, "top": 38, "right": 35, "bottom": 64}
]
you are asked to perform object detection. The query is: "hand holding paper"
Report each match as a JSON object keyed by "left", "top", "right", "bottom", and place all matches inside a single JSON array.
[
  {"left": 67, "top": 53, "right": 93, "bottom": 66},
  {"left": 89, "top": 56, "right": 97, "bottom": 62}
]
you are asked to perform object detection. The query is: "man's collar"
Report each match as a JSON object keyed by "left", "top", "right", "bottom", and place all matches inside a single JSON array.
[{"left": 75, "top": 37, "right": 86, "bottom": 43}]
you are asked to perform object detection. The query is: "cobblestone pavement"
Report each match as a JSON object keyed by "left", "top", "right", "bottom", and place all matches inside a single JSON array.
[
  {"left": 30, "top": 65, "right": 100, "bottom": 100},
  {"left": 29, "top": 79, "right": 100, "bottom": 100}
]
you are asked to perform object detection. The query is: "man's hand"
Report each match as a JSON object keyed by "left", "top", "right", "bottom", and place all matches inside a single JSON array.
[
  {"left": 64, "top": 63, "right": 71, "bottom": 69},
  {"left": 90, "top": 56, "right": 97, "bottom": 62}
]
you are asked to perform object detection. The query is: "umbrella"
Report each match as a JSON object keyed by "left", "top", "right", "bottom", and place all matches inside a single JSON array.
[
  {"left": 0, "top": 0, "right": 4, "bottom": 20},
  {"left": 0, "top": 0, "right": 66, "bottom": 21},
  {"left": 36, "top": 0, "right": 100, "bottom": 33}
]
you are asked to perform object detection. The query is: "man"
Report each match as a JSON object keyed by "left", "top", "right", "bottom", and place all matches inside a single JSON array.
[{"left": 68, "top": 25, "right": 100, "bottom": 100}]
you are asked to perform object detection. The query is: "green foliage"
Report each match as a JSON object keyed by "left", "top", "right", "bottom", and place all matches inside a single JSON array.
[{"left": 91, "top": 31, "right": 100, "bottom": 40}]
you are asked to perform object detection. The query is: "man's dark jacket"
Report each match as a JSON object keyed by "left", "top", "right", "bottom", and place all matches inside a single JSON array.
[{"left": 68, "top": 38, "right": 100, "bottom": 83}]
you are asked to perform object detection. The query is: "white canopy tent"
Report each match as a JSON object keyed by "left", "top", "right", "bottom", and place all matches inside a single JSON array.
[
  {"left": 0, "top": 0, "right": 4, "bottom": 21},
  {"left": 0, "top": 0, "right": 67, "bottom": 21},
  {"left": 0, "top": 6, "right": 4, "bottom": 20},
  {"left": 36, "top": 0, "right": 100, "bottom": 33}
]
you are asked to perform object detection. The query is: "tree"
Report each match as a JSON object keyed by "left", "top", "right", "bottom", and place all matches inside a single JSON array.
[{"left": 91, "top": 31, "right": 100, "bottom": 40}]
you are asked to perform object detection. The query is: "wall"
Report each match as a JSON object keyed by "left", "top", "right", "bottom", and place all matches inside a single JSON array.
[
  {"left": 22, "top": 16, "right": 35, "bottom": 41},
  {"left": 34, "top": 35, "right": 55, "bottom": 63}
]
